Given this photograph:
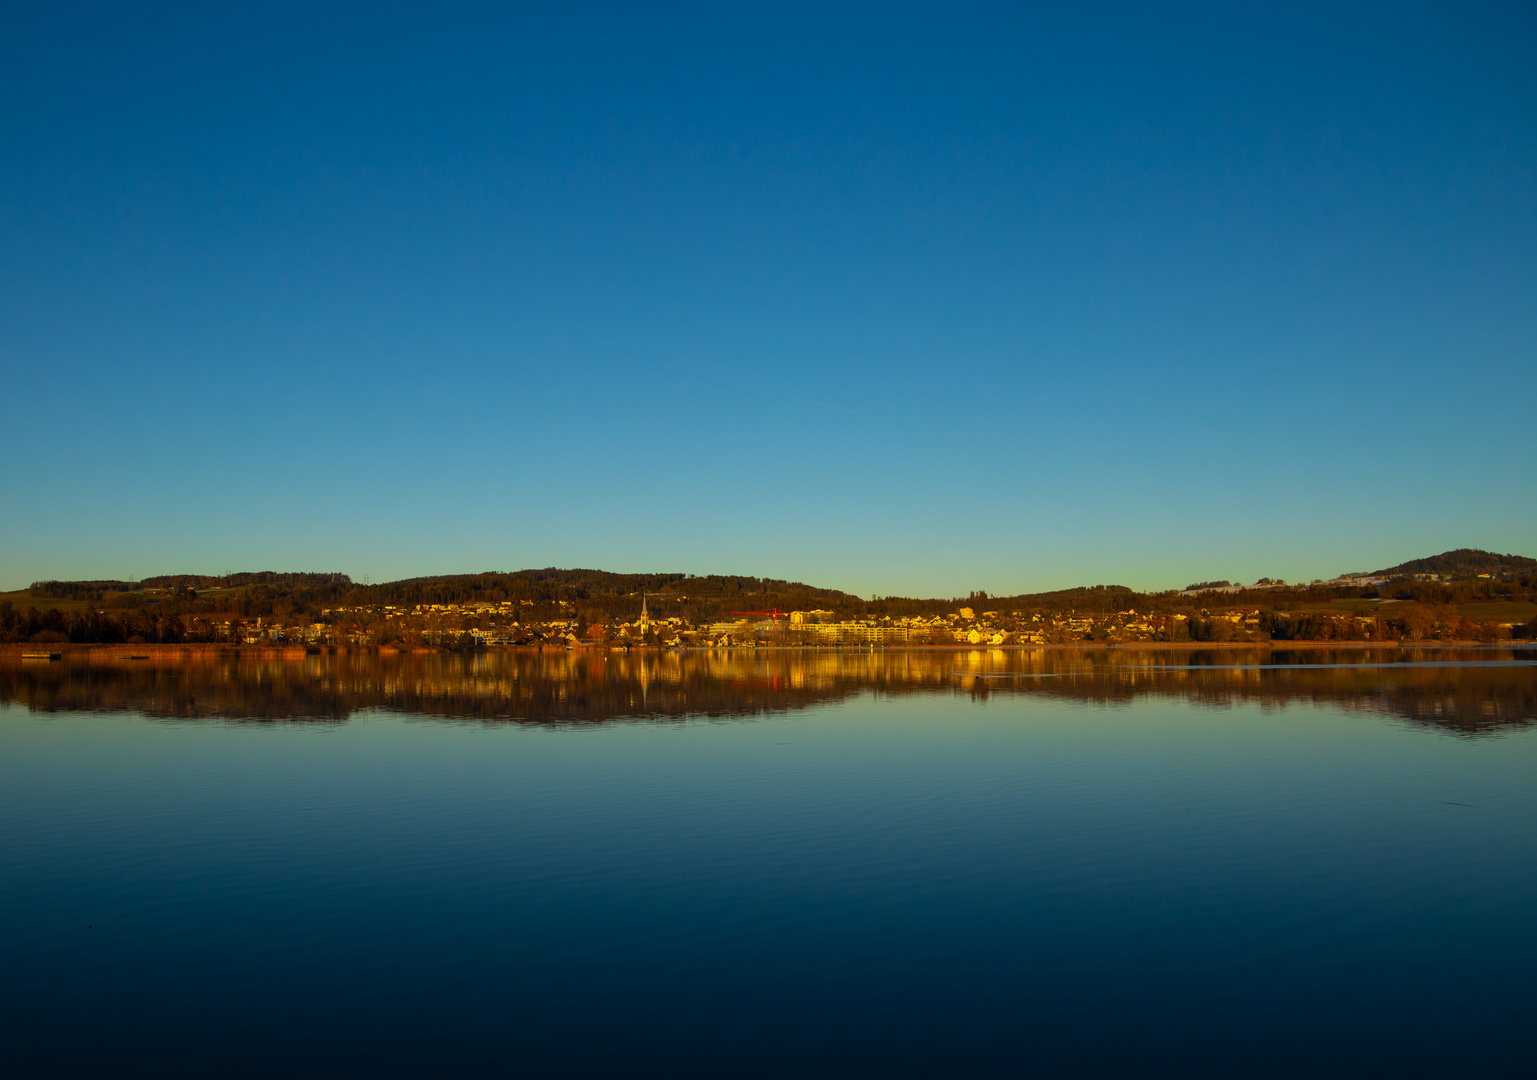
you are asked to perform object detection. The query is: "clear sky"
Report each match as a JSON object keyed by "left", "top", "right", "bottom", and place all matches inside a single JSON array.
[{"left": 2, "top": 2, "right": 1533, "bottom": 597}]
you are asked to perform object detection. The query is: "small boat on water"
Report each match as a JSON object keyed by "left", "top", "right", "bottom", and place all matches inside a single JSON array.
[{"left": 22, "top": 651, "right": 62, "bottom": 661}]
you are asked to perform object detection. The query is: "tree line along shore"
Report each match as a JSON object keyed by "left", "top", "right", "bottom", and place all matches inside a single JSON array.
[{"left": 4, "top": 549, "right": 1534, "bottom": 648}]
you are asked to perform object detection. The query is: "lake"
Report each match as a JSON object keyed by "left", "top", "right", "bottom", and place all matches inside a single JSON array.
[{"left": 2, "top": 647, "right": 1534, "bottom": 1076}]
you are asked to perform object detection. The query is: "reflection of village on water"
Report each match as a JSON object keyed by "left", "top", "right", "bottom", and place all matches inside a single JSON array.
[{"left": 2, "top": 647, "right": 1534, "bottom": 737}]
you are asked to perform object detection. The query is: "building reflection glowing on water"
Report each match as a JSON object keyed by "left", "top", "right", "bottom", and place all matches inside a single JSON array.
[{"left": 3, "top": 646, "right": 1533, "bottom": 735}]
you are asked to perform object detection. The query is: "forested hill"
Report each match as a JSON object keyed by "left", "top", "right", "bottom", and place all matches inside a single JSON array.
[
  {"left": 16, "top": 549, "right": 1535, "bottom": 621},
  {"left": 28, "top": 572, "right": 350, "bottom": 601},
  {"left": 20, "top": 568, "right": 864, "bottom": 623},
  {"left": 1370, "top": 549, "right": 1537, "bottom": 579},
  {"left": 370, "top": 569, "right": 860, "bottom": 608}
]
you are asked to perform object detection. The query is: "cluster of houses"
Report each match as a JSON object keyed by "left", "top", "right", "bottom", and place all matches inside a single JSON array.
[
  {"left": 266, "top": 600, "right": 1281, "bottom": 648},
  {"left": 194, "top": 599, "right": 1515, "bottom": 648}
]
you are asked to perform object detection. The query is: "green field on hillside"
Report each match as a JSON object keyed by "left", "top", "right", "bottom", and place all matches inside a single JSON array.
[
  {"left": 1455, "top": 602, "right": 1537, "bottom": 623},
  {"left": 0, "top": 590, "right": 100, "bottom": 612},
  {"left": 0, "top": 586, "right": 252, "bottom": 614},
  {"left": 1238, "top": 598, "right": 1533, "bottom": 624}
]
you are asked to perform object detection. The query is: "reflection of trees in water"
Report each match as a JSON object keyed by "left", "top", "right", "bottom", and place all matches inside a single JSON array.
[{"left": 1, "top": 648, "right": 1532, "bottom": 736}]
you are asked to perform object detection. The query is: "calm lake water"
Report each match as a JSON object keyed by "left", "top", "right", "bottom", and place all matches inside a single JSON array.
[{"left": 3, "top": 647, "right": 1535, "bottom": 1077}]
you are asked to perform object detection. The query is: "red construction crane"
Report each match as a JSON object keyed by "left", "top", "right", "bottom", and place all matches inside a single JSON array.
[{"left": 730, "top": 608, "right": 786, "bottom": 624}]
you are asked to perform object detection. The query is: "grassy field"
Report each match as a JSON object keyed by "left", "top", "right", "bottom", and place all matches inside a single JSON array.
[
  {"left": 1454, "top": 602, "right": 1537, "bottom": 623},
  {"left": 1235, "top": 597, "right": 1534, "bottom": 623},
  {"left": 0, "top": 586, "right": 252, "bottom": 613},
  {"left": 0, "top": 590, "right": 100, "bottom": 612},
  {"left": 1313, "top": 598, "right": 1387, "bottom": 613}
]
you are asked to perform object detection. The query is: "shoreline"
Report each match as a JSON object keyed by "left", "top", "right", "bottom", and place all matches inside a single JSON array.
[{"left": 2, "top": 639, "right": 1527, "bottom": 662}]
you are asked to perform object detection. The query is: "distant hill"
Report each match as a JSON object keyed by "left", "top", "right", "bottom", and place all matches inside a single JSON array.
[
  {"left": 14, "top": 552, "right": 1534, "bottom": 617},
  {"left": 27, "top": 579, "right": 137, "bottom": 601},
  {"left": 1371, "top": 549, "right": 1536, "bottom": 579},
  {"left": 25, "top": 568, "right": 855, "bottom": 605},
  {"left": 143, "top": 572, "right": 352, "bottom": 590},
  {"left": 375, "top": 568, "right": 860, "bottom": 606},
  {"left": 9, "top": 567, "right": 868, "bottom": 623},
  {"left": 991, "top": 584, "right": 1138, "bottom": 613}
]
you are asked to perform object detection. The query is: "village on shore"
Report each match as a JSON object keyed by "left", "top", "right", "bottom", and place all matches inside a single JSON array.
[
  {"left": 4, "top": 550, "right": 1533, "bottom": 649},
  {"left": 174, "top": 592, "right": 1525, "bottom": 649}
]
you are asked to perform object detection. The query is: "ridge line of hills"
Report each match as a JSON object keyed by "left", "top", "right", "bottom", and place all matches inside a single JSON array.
[
  {"left": 20, "top": 548, "right": 1537, "bottom": 602},
  {"left": 5, "top": 549, "right": 1534, "bottom": 646},
  {"left": 9, "top": 549, "right": 1535, "bottom": 620}
]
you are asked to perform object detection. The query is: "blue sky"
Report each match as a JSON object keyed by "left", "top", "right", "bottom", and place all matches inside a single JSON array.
[{"left": 2, "top": 2, "right": 1533, "bottom": 596}]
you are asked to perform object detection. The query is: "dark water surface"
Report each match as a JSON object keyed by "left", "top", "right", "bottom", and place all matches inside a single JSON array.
[{"left": 3, "top": 647, "right": 1535, "bottom": 1076}]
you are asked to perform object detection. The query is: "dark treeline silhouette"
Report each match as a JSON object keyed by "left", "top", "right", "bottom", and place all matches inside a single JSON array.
[
  {"left": 141, "top": 571, "right": 351, "bottom": 590},
  {"left": 873, "top": 577, "right": 1536, "bottom": 622},
  {"left": 28, "top": 580, "right": 136, "bottom": 601},
  {"left": 29, "top": 572, "right": 351, "bottom": 605},
  {"left": 374, "top": 568, "right": 862, "bottom": 613},
  {"left": 0, "top": 604, "right": 233, "bottom": 645},
  {"left": 10, "top": 550, "right": 1535, "bottom": 639},
  {"left": 363, "top": 560, "right": 1534, "bottom": 620},
  {"left": 867, "top": 585, "right": 1148, "bottom": 618},
  {"left": 2, "top": 648, "right": 1530, "bottom": 737}
]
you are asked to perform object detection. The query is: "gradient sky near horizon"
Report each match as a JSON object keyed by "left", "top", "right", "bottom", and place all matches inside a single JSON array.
[{"left": 2, "top": 2, "right": 1533, "bottom": 597}]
